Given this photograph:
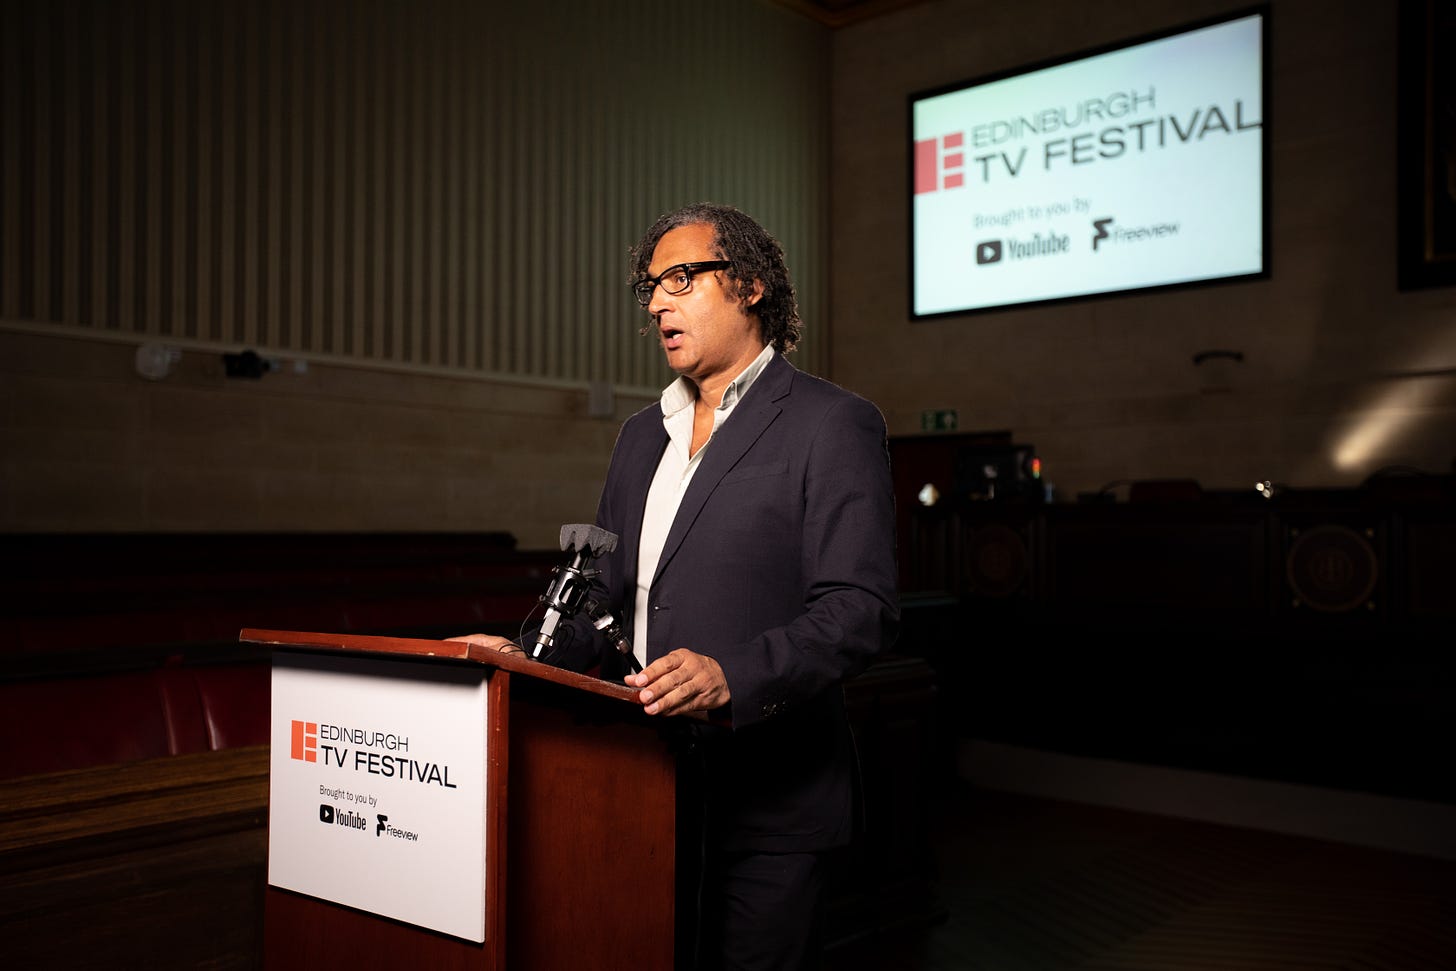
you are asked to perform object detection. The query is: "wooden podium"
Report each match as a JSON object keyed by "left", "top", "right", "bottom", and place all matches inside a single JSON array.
[{"left": 241, "top": 628, "right": 694, "bottom": 971}]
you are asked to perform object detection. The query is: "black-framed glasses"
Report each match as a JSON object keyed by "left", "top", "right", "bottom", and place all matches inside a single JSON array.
[{"left": 631, "top": 261, "right": 732, "bottom": 307}]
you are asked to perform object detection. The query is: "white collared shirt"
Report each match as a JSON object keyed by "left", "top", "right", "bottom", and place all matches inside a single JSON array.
[{"left": 631, "top": 344, "right": 776, "bottom": 669}]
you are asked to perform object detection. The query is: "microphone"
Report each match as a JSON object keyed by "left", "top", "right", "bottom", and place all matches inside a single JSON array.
[
  {"left": 585, "top": 597, "right": 639, "bottom": 674},
  {"left": 532, "top": 524, "right": 620, "bottom": 661}
]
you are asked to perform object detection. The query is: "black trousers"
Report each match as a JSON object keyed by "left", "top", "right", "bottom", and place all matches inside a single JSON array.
[{"left": 697, "top": 848, "right": 825, "bottom": 971}]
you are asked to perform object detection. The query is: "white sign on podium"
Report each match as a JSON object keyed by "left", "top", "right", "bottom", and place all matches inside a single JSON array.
[{"left": 268, "top": 651, "right": 490, "bottom": 942}]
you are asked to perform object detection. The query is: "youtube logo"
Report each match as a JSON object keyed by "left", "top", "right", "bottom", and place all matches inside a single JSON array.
[{"left": 976, "top": 240, "right": 1003, "bottom": 265}]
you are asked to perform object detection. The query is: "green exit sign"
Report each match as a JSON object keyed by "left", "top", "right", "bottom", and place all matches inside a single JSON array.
[{"left": 921, "top": 409, "right": 958, "bottom": 431}]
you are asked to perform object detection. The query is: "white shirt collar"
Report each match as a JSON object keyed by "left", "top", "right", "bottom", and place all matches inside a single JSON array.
[{"left": 659, "top": 343, "right": 776, "bottom": 418}]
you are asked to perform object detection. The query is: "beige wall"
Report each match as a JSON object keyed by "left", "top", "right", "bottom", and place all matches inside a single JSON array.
[
  {"left": 0, "top": 328, "right": 652, "bottom": 545},
  {"left": 0, "top": 0, "right": 829, "bottom": 546},
  {"left": 831, "top": 0, "right": 1456, "bottom": 500}
]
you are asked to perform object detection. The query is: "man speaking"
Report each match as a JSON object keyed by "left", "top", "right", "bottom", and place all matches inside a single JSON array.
[{"left": 457, "top": 202, "right": 899, "bottom": 970}]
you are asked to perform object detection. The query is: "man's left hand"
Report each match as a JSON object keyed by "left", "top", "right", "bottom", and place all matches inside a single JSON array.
[
  {"left": 444, "top": 633, "right": 524, "bottom": 655},
  {"left": 625, "top": 649, "right": 730, "bottom": 717}
]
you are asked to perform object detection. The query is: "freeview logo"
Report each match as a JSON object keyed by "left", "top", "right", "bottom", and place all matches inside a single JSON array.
[
  {"left": 914, "top": 132, "right": 966, "bottom": 194},
  {"left": 291, "top": 720, "right": 318, "bottom": 762}
]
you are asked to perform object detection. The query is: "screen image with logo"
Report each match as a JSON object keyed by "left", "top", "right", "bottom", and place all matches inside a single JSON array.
[{"left": 910, "top": 6, "right": 1267, "bottom": 318}]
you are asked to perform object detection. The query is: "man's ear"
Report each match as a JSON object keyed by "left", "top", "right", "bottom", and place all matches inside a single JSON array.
[{"left": 746, "top": 278, "right": 764, "bottom": 308}]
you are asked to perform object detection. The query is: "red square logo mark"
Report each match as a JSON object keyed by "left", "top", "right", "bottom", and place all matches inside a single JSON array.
[
  {"left": 291, "top": 720, "right": 318, "bottom": 762},
  {"left": 914, "top": 132, "right": 967, "bottom": 194}
]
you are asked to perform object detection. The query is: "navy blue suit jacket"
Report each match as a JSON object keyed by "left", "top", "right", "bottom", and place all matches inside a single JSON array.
[{"left": 553, "top": 353, "right": 899, "bottom": 852}]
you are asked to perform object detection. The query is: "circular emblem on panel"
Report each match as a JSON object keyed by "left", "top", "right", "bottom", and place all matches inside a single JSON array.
[{"left": 1286, "top": 524, "right": 1378, "bottom": 612}]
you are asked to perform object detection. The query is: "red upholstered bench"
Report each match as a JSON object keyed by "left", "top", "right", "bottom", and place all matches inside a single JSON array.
[
  {"left": 0, "top": 669, "right": 183, "bottom": 779},
  {"left": 0, "top": 659, "right": 270, "bottom": 781},
  {"left": 0, "top": 531, "right": 561, "bottom": 781},
  {"left": 193, "top": 661, "right": 271, "bottom": 750}
]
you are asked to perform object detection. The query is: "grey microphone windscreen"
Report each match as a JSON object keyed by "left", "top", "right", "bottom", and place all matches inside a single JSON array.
[{"left": 559, "top": 523, "right": 619, "bottom": 555}]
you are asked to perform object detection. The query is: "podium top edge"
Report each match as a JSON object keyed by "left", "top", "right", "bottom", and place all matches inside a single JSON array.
[{"left": 238, "top": 628, "right": 639, "bottom": 704}]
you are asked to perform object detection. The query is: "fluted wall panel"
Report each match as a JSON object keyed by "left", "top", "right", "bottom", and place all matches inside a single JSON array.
[{"left": 1, "top": 0, "right": 830, "bottom": 392}]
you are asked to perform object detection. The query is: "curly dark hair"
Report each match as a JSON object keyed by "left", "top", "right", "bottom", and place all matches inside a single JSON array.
[{"left": 629, "top": 202, "right": 801, "bottom": 355}]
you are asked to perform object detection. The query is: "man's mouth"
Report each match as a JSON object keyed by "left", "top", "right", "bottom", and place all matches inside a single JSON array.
[{"left": 660, "top": 326, "right": 684, "bottom": 350}]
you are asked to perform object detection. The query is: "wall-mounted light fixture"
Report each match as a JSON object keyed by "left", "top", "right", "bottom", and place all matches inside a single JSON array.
[
  {"left": 587, "top": 380, "right": 615, "bottom": 419},
  {"left": 1193, "top": 348, "right": 1244, "bottom": 393},
  {"left": 134, "top": 342, "right": 181, "bottom": 380},
  {"left": 1255, "top": 479, "right": 1285, "bottom": 499},
  {"left": 222, "top": 349, "right": 275, "bottom": 379}
]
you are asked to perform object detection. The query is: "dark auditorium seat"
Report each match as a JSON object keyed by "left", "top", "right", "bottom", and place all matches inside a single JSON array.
[{"left": 0, "top": 660, "right": 271, "bottom": 781}]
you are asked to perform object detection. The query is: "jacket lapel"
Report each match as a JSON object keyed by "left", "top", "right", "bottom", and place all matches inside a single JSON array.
[
  {"left": 615, "top": 422, "right": 669, "bottom": 602},
  {"left": 651, "top": 355, "right": 793, "bottom": 585}
]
